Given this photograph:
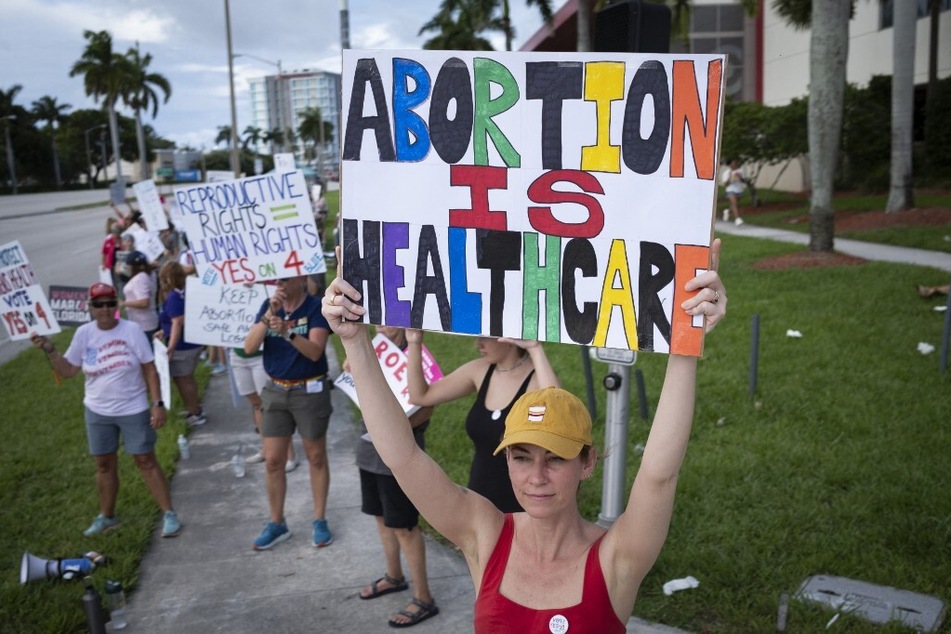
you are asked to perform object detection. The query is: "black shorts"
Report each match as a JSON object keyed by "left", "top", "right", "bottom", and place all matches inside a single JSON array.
[{"left": 360, "top": 469, "right": 419, "bottom": 529}]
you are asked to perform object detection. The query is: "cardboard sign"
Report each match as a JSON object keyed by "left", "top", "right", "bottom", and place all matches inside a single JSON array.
[
  {"left": 132, "top": 179, "right": 169, "bottom": 231},
  {"left": 183, "top": 276, "right": 272, "bottom": 347},
  {"left": 152, "top": 338, "right": 172, "bottom": 408},
  {"left": 335, "top": 333, "right": 443, "bottom": 415},
  {"left": 48, "top": 285, "right": 91, "bottom": 327},
  {"left": 340, "top": 50, "right": 726, "bottom": 355},
  {"left": 122, "top": 224, "right": 166, "bottom": 263},
  {"left": 173, "top": 170, "right": 325, "bottom": 285},
  {"left": 206, "top": 170, "right": 235, "bottom": 183},
  {"left": 273, "top": 153, "right": 296, "bottom": 173},
  {"left": 0, "top": 241, "right": 61, "bottom": 340}
]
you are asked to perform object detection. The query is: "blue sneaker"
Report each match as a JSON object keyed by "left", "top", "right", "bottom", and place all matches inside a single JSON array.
[
  {"left": 83, "top": 514, "right": 120, "bottom": 537},
  {"left": 253, "top": 521, "right": 291, "bottom": 550},
  {"left": 312, "top": 519, "right": 333, "bottom": 548},
  {"left": 161, "top": 510, "right": 183, "bottom": 537}
]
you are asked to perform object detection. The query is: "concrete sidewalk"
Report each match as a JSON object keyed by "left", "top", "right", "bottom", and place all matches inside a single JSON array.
[
  {"left": 123, "top": 349, "right": 685, "bottom": 633},
  {"left": 715, "top": 219, "right": 951, "bottom": 273}
]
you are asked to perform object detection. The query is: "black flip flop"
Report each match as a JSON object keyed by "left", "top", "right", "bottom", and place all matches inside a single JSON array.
[
  {"left": 360, "top": 573, "right": 408, "bottom": 600},
  {"left": 388, "top": 597, "right": 439, "bottom": 628}
]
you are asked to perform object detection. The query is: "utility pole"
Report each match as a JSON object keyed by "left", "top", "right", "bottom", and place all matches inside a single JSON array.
[
  {"left": 224, "top": 0, "right": 241, "bottom": 178},
  {"left": 340, "top": 0, "right": 350, "bottom": 49}
]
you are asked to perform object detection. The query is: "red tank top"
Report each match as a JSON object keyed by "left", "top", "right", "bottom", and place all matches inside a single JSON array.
[{"left": 473, "top": 514, "right": 626, "bottom": 634}]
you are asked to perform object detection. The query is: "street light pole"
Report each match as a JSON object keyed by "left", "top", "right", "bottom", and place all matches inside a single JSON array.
[
  {"left": 225, "top": 0, "right": 241, "bottom": 178},
  {"left": 2, "top": 115, "right": 17, "bottom": 195}
]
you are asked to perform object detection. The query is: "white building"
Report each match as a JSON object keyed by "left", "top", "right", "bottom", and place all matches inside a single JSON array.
[
  {"left": 522, "top": 0, "right": 951, "bottom": 191},
  {"left": 248, "top": 68, "right": 342, "bottom": 169}
]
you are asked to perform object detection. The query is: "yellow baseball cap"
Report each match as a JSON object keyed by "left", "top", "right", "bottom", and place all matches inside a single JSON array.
[{"left": 493, "top": 387, "right": 592, "bottom": 459}]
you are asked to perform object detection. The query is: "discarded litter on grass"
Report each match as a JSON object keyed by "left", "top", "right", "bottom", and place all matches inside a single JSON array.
[
  {"left": 918, "top": 342, "right": 935, "bottom": 355},
  {"left": 786, "top": 329, "right": 803, "bottom": 338},
  {"left": 663, "top": 576, "right": 700, "bottom": 596}
]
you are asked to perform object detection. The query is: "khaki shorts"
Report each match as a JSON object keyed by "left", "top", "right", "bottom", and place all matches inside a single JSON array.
[
  {"left": 169, "top": 346, "right": 202, "bottom": 377},
  {"left": 260, "top": 382, "right": 332, "bottom": 440}
]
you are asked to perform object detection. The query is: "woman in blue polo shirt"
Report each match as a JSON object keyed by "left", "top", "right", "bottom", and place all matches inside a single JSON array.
[{"left": 243, "top": 275, "right": 333, "bottom": 551}]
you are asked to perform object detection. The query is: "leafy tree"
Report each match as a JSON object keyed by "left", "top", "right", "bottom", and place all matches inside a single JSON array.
[
  {"left": 419, "top": 0, "right": 506, "bottom": 50},
  {"left": 215, "top": 125, "right": 233, "bottom": 148},
  {"left": 242, "top": 125, "right": 264, "bottom": 157},
  {"left": 70, "top": 30, "right": 131, "bottom": 182},
  {"left": 298, "top": 107, "right": 333, "bottom": 167},
  {"left": 123, "top": 45, "right": 171, "bottom": 180},
  {"left": 31, "top": 96, "right": 72, "bottom": 189},
  {"left": 0, "top": 84, "right": 26, "bottom": 192}
]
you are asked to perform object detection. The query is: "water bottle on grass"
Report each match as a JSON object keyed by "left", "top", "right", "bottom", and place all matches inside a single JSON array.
[{"left": 231, "top": 443, "right": 245, "bottom": 478}]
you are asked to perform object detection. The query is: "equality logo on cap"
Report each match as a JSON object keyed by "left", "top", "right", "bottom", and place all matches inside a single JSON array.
[{"left": 527, "top": 405, "right": 546, "bottom": 423}]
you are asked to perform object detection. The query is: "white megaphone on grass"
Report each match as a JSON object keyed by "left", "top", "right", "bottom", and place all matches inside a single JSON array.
[{"left": 20, "top": 551, "right": 104, "bottom": 584}]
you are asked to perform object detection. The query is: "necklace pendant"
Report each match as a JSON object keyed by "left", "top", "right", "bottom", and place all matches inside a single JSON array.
[{"left": 491, "top": 410, "right": 502, "bottom": 420}]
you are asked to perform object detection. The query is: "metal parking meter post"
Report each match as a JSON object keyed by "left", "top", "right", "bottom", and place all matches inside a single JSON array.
[{"left": 598, "top": 363, "right": 630, "bottom": 528}]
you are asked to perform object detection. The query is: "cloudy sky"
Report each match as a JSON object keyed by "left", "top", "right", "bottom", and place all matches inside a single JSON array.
[{"left": 1, "top": 0, "right": 547, "bottom": 150}]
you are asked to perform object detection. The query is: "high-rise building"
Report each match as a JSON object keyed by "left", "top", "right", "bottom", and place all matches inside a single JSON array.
[{"left": 248, "top": 68, "right": 342, "bottom": 170}]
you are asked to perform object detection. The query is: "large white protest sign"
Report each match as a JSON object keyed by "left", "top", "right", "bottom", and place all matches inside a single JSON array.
[
  {"left": 122, "top": 224, "right": 166, "bottom": 263},
  {"left": 173, "top": 170, "right": 325, "bottom": 285},
  {"left": 132, "top": 179, "right": 169, "bottom": 231},
  {"left": 0, "top": 240, "right": 61, "bottom": 340},
  {"left": 152, "top": 338, "right": 172, "bottom": 408},
  {"left": 334, "top": 333, "right": 443, "bottom": 416},
  {"left": 340, "top": 50, "right": 726, "bottom": 355},
  {"left": 183, "top": 276, "right": 271, "bottom": 347}
]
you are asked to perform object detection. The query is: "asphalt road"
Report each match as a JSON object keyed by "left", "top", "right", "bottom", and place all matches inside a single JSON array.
[{"left": 0, "top": 190, "right": 122, "bottom": 364}]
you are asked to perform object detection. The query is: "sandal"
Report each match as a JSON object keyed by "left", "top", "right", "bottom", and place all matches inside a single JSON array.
[
  {"left": 360, "top": 573, "right": 408, "bottom": 600},
  {"left": 388, "top": 597, "right": 440, "bottom": 628}
]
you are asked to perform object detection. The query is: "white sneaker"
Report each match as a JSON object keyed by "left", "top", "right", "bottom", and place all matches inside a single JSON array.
[
  {"left": 186, "top": 410, "right": 207, "bottom": 426},
  {"left": 285, "top": 460, "right": 299, "bottom": 473},
  {"left": 722, "top": 208, "right": 730, "bottom": 221},
  {"left": 734, "top": 217, "right": 744, "bottom": 226},
  {"left": 245, "top": 450, "right": 265, "bottom": 464}
]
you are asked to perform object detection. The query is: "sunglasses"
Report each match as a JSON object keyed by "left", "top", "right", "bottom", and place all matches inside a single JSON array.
[{"left": 90, "top": 300, "right": 118, "bottom": 308}]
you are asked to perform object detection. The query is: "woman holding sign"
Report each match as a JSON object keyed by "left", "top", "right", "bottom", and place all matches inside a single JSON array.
[
  {"left": 404, "top": 332, "right": 559, "bottom": 513},
  {"left": 244, "top": 275, "right": 334, "bottom": 551},
  {"left": 321, "top": 239, "right": 726, "bottom": 632},
  {"left": 30, "top": 282, "right": 182, "bottom": 539}
]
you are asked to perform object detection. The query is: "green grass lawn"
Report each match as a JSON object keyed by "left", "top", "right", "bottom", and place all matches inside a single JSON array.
[
  {"left": 3, "top": 189, "right": 950, "bottom": 631},
  {"left": 737, "top": 189, "right": 951, "bottom": 254}
]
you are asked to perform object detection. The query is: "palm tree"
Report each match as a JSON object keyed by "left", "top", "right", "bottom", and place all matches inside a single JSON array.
[
  {"left": 70, "top": 30, "right": 131, "bottom": 183},
  {"left": 774, "top": 0, "right": 851, "bottom": 253},
  {"left": 0, "top": 84, "right": 24, "bottom": 193},
  {"left": 419, "top": 0, "right": 507, "bottom": 50},
  {"left": 124, "top": 44, "right": 171, "bottom": 181},
  {"left": 886, "top": 0, "right": 915, "bottom": 212},
  {"left": 242, "top": 125, "right": 264, "bottom": 158},
  {"left": 298, "top": 106, "right": 327, "bottom": 165},
  {"left": 31, "top": 96, "right": 72, "bottom": 190},
  {"left": 499, "top": 0, "right": 553, "bottom": 51},
  {"left": 263, "top": 127, "right": 285, "bottom": 155},
  {"left": 215, "top": 125, "right": 233, "bottom": 148}
]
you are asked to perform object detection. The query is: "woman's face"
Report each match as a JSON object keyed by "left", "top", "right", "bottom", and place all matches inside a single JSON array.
[
  {"left": 475, "top": 336, "right": 512, "bottom": 363},
  {"left": 506, "top": 444, "right": 589, "bottom": 515},
  {"left": 88, "top": 295, "right": 119, "bottom": 329}
]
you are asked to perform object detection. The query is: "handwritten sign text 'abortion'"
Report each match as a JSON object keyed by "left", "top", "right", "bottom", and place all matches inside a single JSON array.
[
  {"left": 174, "top": 170, "right": 324, "bottom": 285},
  {"left": 0, "top": 241, "right": 60, "bottom": 340},
  {"left": 341, "top": 50, "right": 726, "bottom": 355},
  {"left": 183, "top": 276, "right": 271, "bottom": 347}
]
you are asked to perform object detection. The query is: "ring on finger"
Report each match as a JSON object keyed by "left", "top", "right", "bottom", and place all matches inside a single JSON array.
[{"left": 712, "top": 290, "right": 720, "bottom": 304}]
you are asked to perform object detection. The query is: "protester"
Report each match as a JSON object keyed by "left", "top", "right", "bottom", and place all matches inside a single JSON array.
[
  {"left": 721, "top": 159, "right": 746, "bottom": 225},
  {"left": 118, "top": 251, "right": 159, "bottom": 341},
  {"left": 231, "top": 345, "right": 298, "bottom": 472},
  {"left": 156, "top": 261, "right": 206, "bottom": 426},
  {"left": 243, "top": 275, "right": 334, "bottom": 550},
  {"left": 101, "top": 219, "right": 122, "bottom": 289},
  {"left": 353, "top": 326, "right": 439, "bottom": 628},
  {"left": 322, "top": 238, "right": 726, "bottom": 632},
  {"left": 30, "top": 283, "right": 182, "bottom": 538},
  {"left": 114, "top": 232, "right": 135, "bottom": 294},
  {"left": 405, "top": 332, "right": 558, "bottom": 513}
]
